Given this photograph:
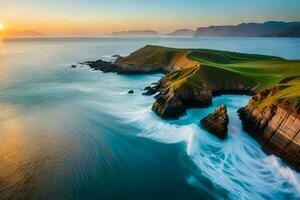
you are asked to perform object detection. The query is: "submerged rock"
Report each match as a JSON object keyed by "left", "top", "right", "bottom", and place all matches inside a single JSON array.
[
  {"left": 200, "top": 105, "right": 229, "bottom": 140},
  {"left": 238, "top": 87, "right": 300, "bottom": 171},
  {"left": 128, "top": 90, "right": 134, "bottom": 94},
  {"left": 71, "top": 65, "right": 76, "bottom": 68}
]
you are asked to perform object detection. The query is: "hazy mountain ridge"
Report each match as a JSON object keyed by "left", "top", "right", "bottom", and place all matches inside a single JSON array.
[
  {"left": 3, "top": 21, "right": 299, "bottom": 37},
  {"left": 2, "top": 30, "right": 43, "bottom": 36},
  {"left": 194, "top": 21, "right": 300, "bottom": 37},
  {"left": 110, "top": 29, "right": 195, "bottom": 36},
  {"left": 110, "top": 30, "right": 159, "bottom": 36},
  {"left": 166, "top": 29, "right": 195, "bottom": 36}
]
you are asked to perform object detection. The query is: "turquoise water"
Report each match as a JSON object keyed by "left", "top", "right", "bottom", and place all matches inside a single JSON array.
[{"left": 0, "top": 37, "right": 300, "bottom": 199}]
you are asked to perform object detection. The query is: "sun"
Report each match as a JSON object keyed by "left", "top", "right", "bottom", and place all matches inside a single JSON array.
[{"left": 0, "top": 23, "right": 4, "bottom": 30}]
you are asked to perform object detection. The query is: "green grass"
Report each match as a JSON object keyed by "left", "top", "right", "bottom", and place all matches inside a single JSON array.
[
  {"left": 120, "top": 45, "right": 300, "bottom": 109},
  {"left": 116, "top": 45, "right": 187, "bottom": 68}
]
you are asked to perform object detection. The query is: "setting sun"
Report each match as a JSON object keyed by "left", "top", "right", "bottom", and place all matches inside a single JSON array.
[{"left": 0, "top": 23, "right": 4, "bottom": 30}]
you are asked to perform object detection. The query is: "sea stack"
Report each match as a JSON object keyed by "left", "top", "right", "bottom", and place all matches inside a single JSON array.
[{"left": 200, "top": 105, "right": 229, "bottom": 140}]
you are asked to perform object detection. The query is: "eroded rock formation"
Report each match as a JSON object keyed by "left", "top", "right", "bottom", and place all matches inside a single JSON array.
[
  {"left": 238, "top": 87, "right": 300, "bottom": 170},
  {"left": 200, "top": 105, "right": 229, "bottom": 140},
  {"left": 151, "top": 65, "right": 256, "bottom": 119}
]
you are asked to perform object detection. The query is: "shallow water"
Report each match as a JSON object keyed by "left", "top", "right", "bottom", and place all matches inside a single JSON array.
[{"left": 0, "top": 37, "right": 300, "bottom": 199}]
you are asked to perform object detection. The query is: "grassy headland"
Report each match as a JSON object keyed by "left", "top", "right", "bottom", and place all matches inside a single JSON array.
[
  {"left": 116, "top": 45, "right": 300, "bottom": 113},
  {"left": 114, "top": 45, "right": 300, "bottom": 169}
]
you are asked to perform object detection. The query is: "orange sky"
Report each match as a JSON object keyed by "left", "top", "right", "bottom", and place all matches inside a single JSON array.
[{"left": 0, "top": 0, "right": 299, "bottom": 36}]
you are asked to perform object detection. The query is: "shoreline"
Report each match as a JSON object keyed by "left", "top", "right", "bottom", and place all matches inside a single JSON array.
[{"left": 77, "top": 45, "right": 300, "bottom": 170}]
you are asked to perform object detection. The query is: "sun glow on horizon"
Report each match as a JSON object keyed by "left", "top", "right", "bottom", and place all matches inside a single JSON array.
[{"left": 0, "top": 23, "right": 4, "bottom": 31}]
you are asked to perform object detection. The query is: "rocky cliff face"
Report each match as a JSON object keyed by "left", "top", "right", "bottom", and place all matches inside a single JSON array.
[
  {"left": 238, "top": 87, "right": 300, "bottom": 170},
  {"left": 152, "top": 81, "right": 212, "bottom": 118},
  {"left": 200, "top": 105, "right": 229, "bottom": 140},
  {"left": 151, "top": 65, "right": 256, "bottom": 119}
]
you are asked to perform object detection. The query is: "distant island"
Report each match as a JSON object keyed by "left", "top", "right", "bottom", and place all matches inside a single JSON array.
[
  {"left": 110, "top": 29, "right": 196, "bottom": 37},
  {"left": 166, "top": 29, "right": 195, "bottom": 36},
  {"left": 110, "top": 30, "right": 159, "bottom": 36},
  {"left": 194, "top": 21, "right": 300, "bottom": 37},
  {"left": 1, "top": 30, "right": 43, "bottom": 37}
]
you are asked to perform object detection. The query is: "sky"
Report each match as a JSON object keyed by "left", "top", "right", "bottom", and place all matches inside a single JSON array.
[{"left": 0, "top": 0, "right": 299, "bottom": 35}]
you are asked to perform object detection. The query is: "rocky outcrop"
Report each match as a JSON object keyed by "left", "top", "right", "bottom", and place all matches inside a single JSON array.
[
  {"left": 152, "top": 90, "right": 186, "bottom": 118},
  {"left": 143, "top": 86, "right": 157, "bottom": 96},
  {"left": 151, "top": 65, "right": 256, "bottom": 119},
  {"left": 151, "top": 73, "right": 212, "bottom": 119},
  {"left": 83, "top": 59, "right": 159, "bottom": 74},
  {"left": 200, "top": 105, "right": 229, "bottom": 140},
  {"left": 238, "top": 87, "right": 300, "bottom": 170},
  {"left": 83, "top": 60, "right": 121, "bottom": 72}
]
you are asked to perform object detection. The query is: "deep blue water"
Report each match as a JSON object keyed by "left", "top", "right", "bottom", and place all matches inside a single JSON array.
[{"left": 0, "top": 37, "right": 300, "bottom": 200}]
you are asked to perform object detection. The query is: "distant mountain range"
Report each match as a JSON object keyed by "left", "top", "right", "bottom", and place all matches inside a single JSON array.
[
  {"left": 3, "top": 21, "right": 299, "bottom": 37},
  {"left": 110, "top": 29, "right": 195, "bottom": 37},
  {"left": 110, "top": 21, "right": 300, "bottom": 37},
  {"left": 2, "top": 30, "right": 43, "bottom": 37},
  {"left": 194, "top": 21, "right": 300, "bottom": 37}
]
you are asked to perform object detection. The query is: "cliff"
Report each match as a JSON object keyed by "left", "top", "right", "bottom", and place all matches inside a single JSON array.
[
  {"left": 152, "top": 64, "right": 256, "bottom": 118},
  {"left": 194, "top": 21, "right": 300, "bottom": 37},
  {"left": 238, "top": 85, "right": 300, "bottom": 170}
]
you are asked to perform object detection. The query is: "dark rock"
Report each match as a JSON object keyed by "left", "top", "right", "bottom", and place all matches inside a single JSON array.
[
  {"left": 143, "top": 86, "right": 157, "bottom": 96},
  {"left": 128, "top": 90, "right": 134, "bottom": 94},
  {"left": 151, "top": 80, "right": 212, "bottom": 119},
  {"left": 152, "top": 93, "right": 186, "bottom": 119},
  {"left": 200, "top": 105, "right": 229, "bottom": 140},
  {"left": 71, "top": 65, "right": 76, "bottom": 68},
  {"left": 83, "top": 59, "right": 121, "bottom": 72}
]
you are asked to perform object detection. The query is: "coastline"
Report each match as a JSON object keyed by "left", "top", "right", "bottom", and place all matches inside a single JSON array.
[{"left": 79, "top": 45, "right": 300, "bottom": 170}]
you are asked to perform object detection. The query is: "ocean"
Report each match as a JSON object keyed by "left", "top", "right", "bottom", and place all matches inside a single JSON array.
[{"left": 0, "top": 36, "right": 300, "bottom": 199}]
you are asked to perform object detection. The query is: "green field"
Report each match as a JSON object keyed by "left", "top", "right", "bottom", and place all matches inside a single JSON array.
[{"left": 121, "top": 45, "right": 300, "bottom": 110}]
